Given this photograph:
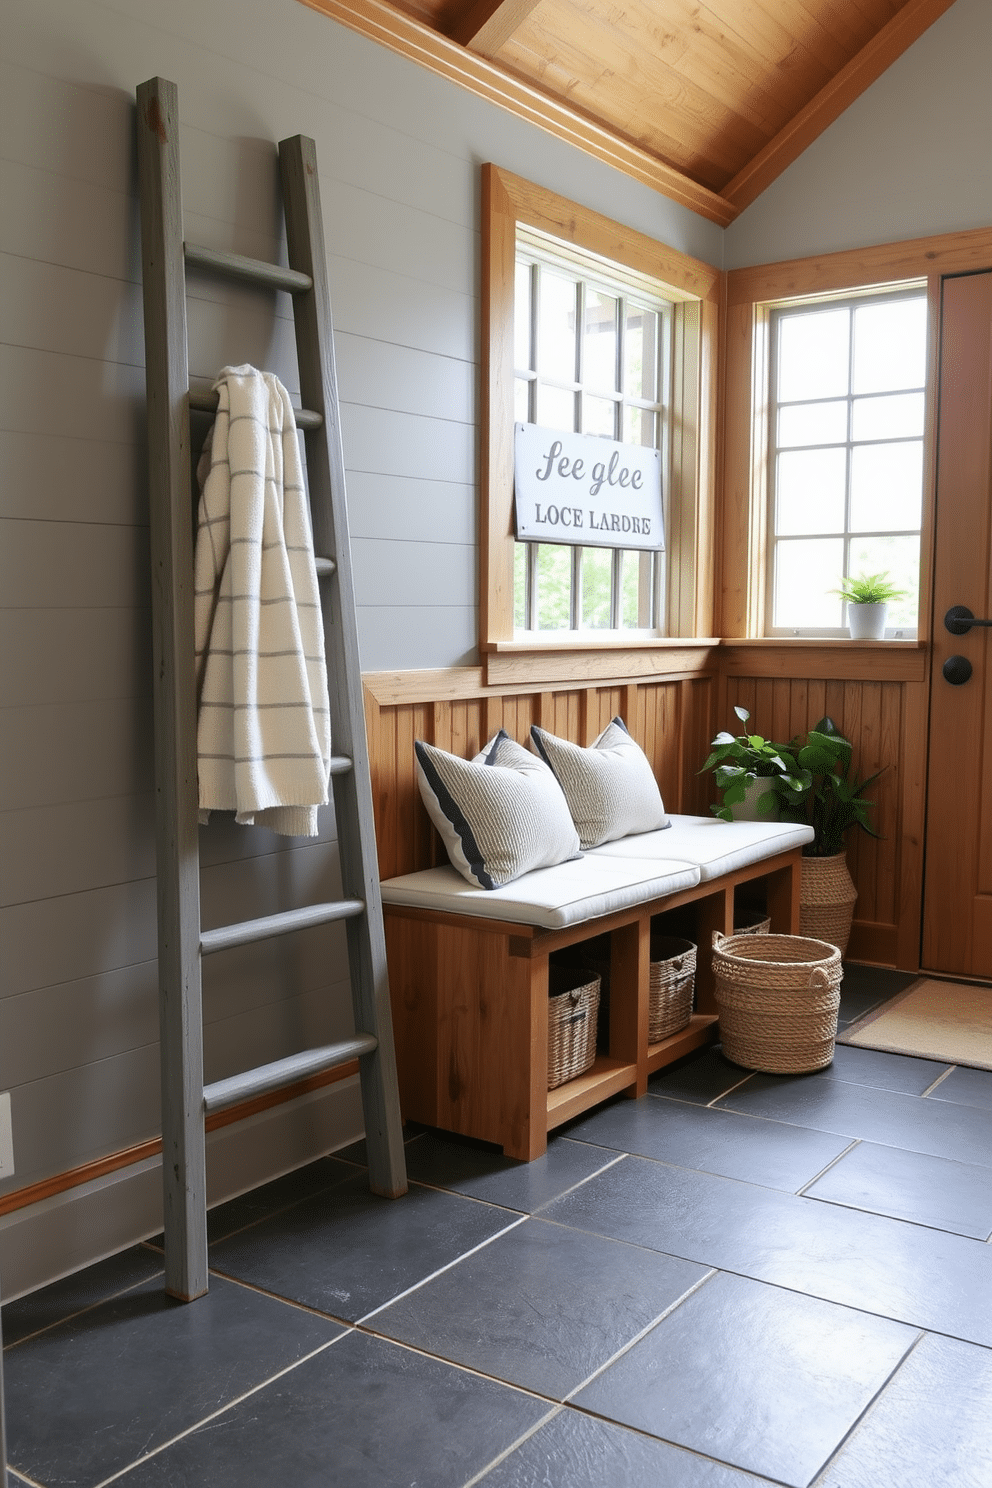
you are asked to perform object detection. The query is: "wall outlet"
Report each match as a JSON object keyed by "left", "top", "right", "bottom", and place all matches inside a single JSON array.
[{"left": 0, "top": 1092, "right": 14, "bottom": 1177}]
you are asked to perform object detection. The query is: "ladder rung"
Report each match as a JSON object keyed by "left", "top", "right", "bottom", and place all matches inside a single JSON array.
[
  {"left": 184, "top": 241, "right": 312, "bottom": 295},
  {"left": 188, "top": 384, "right": 323, "bottom": 430},
  {"left": 329, "top": 754, "right": 352, "bottom": 775},
  {"left": 314, "top": 556, "right": 337, "bottom": 578},
  {"left": 201, "top": 899, "right": 364, "bottom": 956},
  {"left": 203, "top": 1036, "right": 378, "bottom": 1113}
]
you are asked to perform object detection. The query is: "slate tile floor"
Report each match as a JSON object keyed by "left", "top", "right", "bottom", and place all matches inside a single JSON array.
[{"left": 3, "top": 965, "right": 992, "bottom": 1488}]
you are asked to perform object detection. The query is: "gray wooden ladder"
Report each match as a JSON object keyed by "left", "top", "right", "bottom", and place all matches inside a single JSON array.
[{"left": 135, "top": 76, "right": 407, "bottom": 1302}]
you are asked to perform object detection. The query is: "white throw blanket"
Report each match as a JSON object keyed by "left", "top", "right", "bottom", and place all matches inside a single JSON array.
[{"left": 193, "top": 365, "right": 331, "bottom": 837}]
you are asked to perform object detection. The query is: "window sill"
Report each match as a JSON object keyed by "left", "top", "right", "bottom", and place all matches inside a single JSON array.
[
  {"left": 490, "top": 635, "right": 720, "bottom": 652},
  {"left": 485, "top": 637, "right": 719, "bottom": 685},
  {"left": 719, "top": 637, "right": 924, "bottom": 648}
]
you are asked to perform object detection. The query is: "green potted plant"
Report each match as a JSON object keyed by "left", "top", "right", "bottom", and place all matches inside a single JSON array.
[
  {"left": 775, "top": 716, "right": 883, "bottom": 955},
  {"left": 701, "top": 706, "right": 799, "bottom": 822},
  {"left": 834, "top": 571, "right": 907, "bottom": 640}
]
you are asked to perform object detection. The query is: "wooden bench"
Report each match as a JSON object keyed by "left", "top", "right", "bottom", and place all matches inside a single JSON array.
[{"left": 381, "top": 816, "right": 813, "bottom": 1160}]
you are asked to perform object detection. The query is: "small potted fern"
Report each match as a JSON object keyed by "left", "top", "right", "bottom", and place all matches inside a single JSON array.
[{"left": 834, "top": 571, "right": 906, "bottom": 640}]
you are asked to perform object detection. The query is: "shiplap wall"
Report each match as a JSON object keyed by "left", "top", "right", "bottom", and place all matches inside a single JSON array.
[{"left": 0, "top": 0, "right": 722, "bottom": 1293}]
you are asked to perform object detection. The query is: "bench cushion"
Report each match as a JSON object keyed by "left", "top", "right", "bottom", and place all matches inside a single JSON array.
[
  {"left": 381, "top": 854, "right": 701, "bottom": 930},
  {"left": 589, "top": 813, "right": 814, "bottom": 880}
]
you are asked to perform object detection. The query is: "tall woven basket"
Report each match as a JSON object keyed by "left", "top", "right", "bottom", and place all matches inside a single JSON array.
[
  {"left": 648, "top": 936, "right": 696, "bottom": 1042},
  {"left": 547, "top": 967, "right": 601, "bottom": 1090},
  {"left": 711, "top": 931, "right": 843, "bottom": 1074},
  {"left": 799, "top": 853, "right": 857, "bottom": 957}
]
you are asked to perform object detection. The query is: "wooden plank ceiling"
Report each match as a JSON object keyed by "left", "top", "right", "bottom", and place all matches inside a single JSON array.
[{"left": 300, "top": 0, "right": 955, "bottom": 222}]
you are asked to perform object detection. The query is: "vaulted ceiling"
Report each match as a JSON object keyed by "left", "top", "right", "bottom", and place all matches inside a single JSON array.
[{"left": 300, "top": 0, "right": 956, "bottom": 224}]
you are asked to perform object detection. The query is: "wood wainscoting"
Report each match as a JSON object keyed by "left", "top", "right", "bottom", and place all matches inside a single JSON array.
[
  {"left": 718, "top": 642, "right": 929, "bottom": 970},
  {"left": 363, "top": 660, "right": 718, "bottom": 879},
  {"left": 364, "top": 642, "right": 930, "bottom": 971}
]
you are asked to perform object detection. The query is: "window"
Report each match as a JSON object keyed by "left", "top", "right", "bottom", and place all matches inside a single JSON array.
[
  {"left": 481, "top": 165, "right": 720, "bottom": 675},
  {"left": 767, "top": 288, "right": 927, "bottom": 637},
  {"left": 512, "top": 232, "right": 672, "bottom": 633}
]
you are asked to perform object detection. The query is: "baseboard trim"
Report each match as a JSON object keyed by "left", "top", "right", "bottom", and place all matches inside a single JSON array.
[
  {"left": 0, "top": 1060, "right": 360, "bottom": 1219},
  {"left": 0, "top": 1071, "right": 364, "bottom": 1300}
]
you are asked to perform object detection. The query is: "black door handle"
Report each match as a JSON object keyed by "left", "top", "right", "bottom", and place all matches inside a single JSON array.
[
  {"left": 945, "top": 605, "right": 992, "bottom": 635},
  {"left": 943, "top": 655, "right": 973, "bottom": 685}
]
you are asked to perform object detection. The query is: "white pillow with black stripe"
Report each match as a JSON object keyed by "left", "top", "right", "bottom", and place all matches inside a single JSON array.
[
  {"left": 530, "top": 717, "right": 670, "bottom": 849},
  {"left": 415, "top": 730, "right": 581, "bottom": 889}
]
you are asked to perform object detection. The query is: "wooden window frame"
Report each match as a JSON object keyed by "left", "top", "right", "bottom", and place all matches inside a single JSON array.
[
  {"left": 720, "top": 226, "right": 992, "bottom": 645},
  {"left": 481, "top": 165, "right": 721, "bottom": 684}
]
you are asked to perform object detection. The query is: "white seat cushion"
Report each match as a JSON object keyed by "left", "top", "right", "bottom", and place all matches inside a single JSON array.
[
  {"left": 588, "top": 813, "right": 814, "bottom": 881},
  {"left": 381, "top": 854, "right": 701, "bottom": 930}
]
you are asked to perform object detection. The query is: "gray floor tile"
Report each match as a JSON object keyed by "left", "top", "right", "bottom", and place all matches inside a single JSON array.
[
  {"left": 817, "top": 1332, "right": 992, "bottom": 1488},
  {"left": 202, "top": 1155, "right": 358, "bottom": 1242},
  {"left": 716, "top": 1069, "right": 992, "bottom": 1168},
  {"left": 209, "top": 1172, "right": 519, "bottom": 1321},
  {"left": 575, "top": 1271, "right": 916, "bottom": 1488},
  {"left": 825, "top": 1043, "right": 949, "bottom": 1094},
  {"left": 1, "top": 1245, "right": 163, "bottom": 1346},
  {"left": 370, "top": 1215, "right": 707, "bottom": 1399},
  {"left": 805, "top": 1139, "right": 992, "bottom": 1238},
  {"left": 3, "top": 1275, "right": 342, "bottom": 1487},
  {"left": 478, "top": 1408, "right": 770, "bottom": 1486},
  {"left": 927, "top": 1063, "right": 992, "bottom": 1112},
  {"left": 540, "top": 1154, "right": 992, "bottom": 1346},
  {"left": 403, "top": 1131, "right": 621, "bottom": 1211},
  {"left": 839, "top": 966, "right": 918, "bottom": 1021},
  {"left": 647, "top": 1047, "right": 756, "bottom": 1105},
  {"left": 112, "top": 1330, "right": 549, "bottom": 1488},
  {"left": 567, "top": 1093, "right": 851, "bottom": 1192}
]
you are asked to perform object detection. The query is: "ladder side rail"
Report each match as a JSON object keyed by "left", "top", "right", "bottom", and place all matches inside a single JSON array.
[
  {"left": 1, "top": 1278, "right": 7, "bottom": 1486},
  {"left": 279, "top": 135, "right": 408, "bottom": 1198},
  {"left": 136, "top": 77, "right": 209, "bottom": 1301}
]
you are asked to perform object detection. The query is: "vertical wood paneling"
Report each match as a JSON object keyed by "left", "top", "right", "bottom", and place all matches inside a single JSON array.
[{"left": 365, "top": 657, "right": 919, "bottom": 970}]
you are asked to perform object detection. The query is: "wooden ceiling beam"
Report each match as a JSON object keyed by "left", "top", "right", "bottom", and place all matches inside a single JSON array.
[
  {"left": 295, "top": 0, "right": 737, "bottom": 224},
  {"left": 450, "top": 0, "right": 543, "bottom": 55},
  {"left": 720, "top": 0, "right": 959, "bottom": 214}
]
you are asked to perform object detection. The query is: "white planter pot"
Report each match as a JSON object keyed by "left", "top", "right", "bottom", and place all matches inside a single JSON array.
[
  {"left": 729, "top": 776, "right": 780, "bottom": 822},
  {"left": 847, "top": 601, "right": 887, "bottom": 640}
]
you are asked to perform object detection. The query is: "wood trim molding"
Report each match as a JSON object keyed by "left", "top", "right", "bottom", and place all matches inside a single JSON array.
[
  {"left": 364, "top": 653, "right": 717, "bottom": 704},
  {"left": 0, "top": 1061, "right": 360, "bottom": 1219},
  {"left": 719, "top": 640, "right": 927, "bottom": 683},
  {"left": 727, "top": 226, "right": 992, "bottom": 308},
  {"left": 294, "top": 0, "right": 735, "bottom": 225},
  {"left": 721, "top": 0, "right": 958, "bottom": 214}
]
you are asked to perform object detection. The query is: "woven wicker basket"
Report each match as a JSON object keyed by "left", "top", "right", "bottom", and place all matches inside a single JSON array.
[
  {"left": 547, "top": 968, "right": 601, "bottom": 1090},
  {"left": 733, "top": 912, "right": 771, "bottom": 936},
  {"left": 648, "top": 936, "right": 696, "bottom": 1042},
  {"left": 799, "top": 853, "right": 857, "bottom": 957},
  {"left": 711, "top": 931, "right": 842, "bottom": 1074}
]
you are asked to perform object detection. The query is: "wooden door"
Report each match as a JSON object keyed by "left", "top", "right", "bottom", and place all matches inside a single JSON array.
[{"left": 923, "top": 271, "right": 992, "bottom": 976}]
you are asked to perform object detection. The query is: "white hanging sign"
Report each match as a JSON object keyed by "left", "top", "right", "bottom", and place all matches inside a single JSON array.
[{"left": 513, "top": 423, "right": 664, "bottom": 552}]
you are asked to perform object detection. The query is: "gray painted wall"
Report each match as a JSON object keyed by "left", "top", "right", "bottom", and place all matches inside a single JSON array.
[
  {"left": 0, "top": 0, "right": 721, "bottom": 1292},
  {"left": 725, "top": 0, "right": 992, "bottom": 268}
]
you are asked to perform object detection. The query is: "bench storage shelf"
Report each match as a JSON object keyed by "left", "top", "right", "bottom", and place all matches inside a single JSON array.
[{"left": 383, "top": 831, "right": 807, "bottom": 1160}]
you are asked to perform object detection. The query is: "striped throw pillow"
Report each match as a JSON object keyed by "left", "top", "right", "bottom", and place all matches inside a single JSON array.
[
  {"left": 415, "top": 731, "right": 581, "bottom": 889},
  {"left": 530, "top": 718, "right": 670, "bottom": 849}
]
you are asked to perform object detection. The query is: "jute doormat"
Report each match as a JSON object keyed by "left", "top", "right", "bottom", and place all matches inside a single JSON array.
[{"left": 838, "top": 978, "right": 992, "bottom": 1070}]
